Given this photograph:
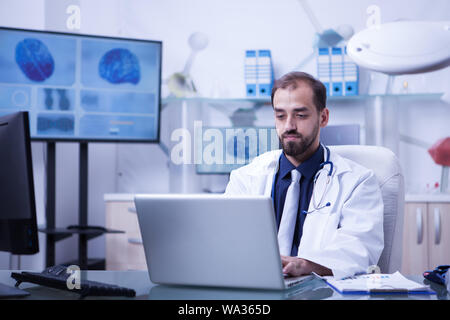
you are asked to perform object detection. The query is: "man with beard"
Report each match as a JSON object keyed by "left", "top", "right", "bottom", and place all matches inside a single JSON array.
[{"left": 225, "top": 72, "right": 384, "bottom": 279}]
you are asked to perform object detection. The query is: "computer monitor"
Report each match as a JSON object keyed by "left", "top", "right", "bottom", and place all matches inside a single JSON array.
[
  {"left": 0, "top": 111, "right": 39, "bottom": 254},
  {"left": 0, "top": 27, "right": 162, "bottom": 142},
  {"left": 196, "top": 126, "right": 280, "bottom": 174},
  {"left": 321, "top": 124, "right": 360, "bottom": 145},
  {"left": 0, "top": 111, "right": 39, "bottom": 297}
]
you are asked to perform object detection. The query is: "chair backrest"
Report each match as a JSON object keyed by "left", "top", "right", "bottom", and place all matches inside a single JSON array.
[{"left": 329, "top": 145, "right": 405, "bottom": 273}]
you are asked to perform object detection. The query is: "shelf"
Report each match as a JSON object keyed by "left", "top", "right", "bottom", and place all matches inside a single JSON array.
[
  {"left": 405, "top": 193, "right": 450, "bottom": 203},
  {"left": 348, "top": 92, "right": 444, "bottom": 100},
  {"left": 38, "top": 228, "right": 73, "bottom": 242},
  {"left": 39, "top": 227, "right": 124, "bottom": 241},
  {"left": 63, "top": 258, "right": 106, "bottom": 270},
  {"left": 162, "top": 97, "right": 272, "bottom": 104},
  {"left": 161, "top": 92, "right": 444, "bottom": 105}
]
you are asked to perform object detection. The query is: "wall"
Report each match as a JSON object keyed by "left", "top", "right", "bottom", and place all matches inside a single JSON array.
[
  {"left": 108, "top": 0, "right": 450, "bottom": 193},
  {"left": 0, "top": 0, "right": 449, "bottom": 269},
  {"left": 0, "top": 0, "right": 118, "bottom": 269}
]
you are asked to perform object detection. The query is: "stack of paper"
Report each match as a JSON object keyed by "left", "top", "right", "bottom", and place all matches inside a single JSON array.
[{"left": 320, "top": 272, "right": 435, "bottom": 295}]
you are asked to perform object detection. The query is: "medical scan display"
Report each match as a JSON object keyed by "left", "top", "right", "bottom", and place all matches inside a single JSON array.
[
  {"left": 0, "top": 28, "right": 161, "bottom": 141},
  {"left": 196, "top": 127, "right": 281, "bottom": 174}
]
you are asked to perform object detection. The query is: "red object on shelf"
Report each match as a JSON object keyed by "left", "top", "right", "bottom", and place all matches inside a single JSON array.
[{"left": 428, "top": 137, "right": 450, "bottom": 166}]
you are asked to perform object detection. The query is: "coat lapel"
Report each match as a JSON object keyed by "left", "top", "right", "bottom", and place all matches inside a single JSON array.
[{"left": 299, "top": 148, "right": 350, "bottom": 251}]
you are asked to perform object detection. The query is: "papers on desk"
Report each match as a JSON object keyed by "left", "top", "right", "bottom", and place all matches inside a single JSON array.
[{"left": 318, "top": 272, "right": 436, "bottom": 295}]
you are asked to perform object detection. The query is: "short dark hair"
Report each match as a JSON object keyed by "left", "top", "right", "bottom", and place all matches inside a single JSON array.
[{"left": 271, "top": 71, "right": 327, "bottom": 112}]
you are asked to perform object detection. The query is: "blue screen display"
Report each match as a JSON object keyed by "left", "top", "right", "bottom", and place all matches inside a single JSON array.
[
  {"left": 196, "top": 127, "right": 280, "bottom": 174},
  {"left": 0, "top": 27, "right": 161, "bottom": 142}
]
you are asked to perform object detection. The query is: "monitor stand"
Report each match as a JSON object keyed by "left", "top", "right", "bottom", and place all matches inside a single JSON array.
[{"left": 0, "top": 282, "right": 30, "bottom": 298}]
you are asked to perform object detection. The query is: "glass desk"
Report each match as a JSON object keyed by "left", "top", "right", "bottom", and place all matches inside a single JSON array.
[{"left": 0, "top": 270, "right": 447, "bottom": 300}]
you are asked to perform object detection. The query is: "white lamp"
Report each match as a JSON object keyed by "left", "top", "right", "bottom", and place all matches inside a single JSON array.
[
  {"left": 347, "top": 20, "right": 450, "bottom": 188},
  {"left": 167, "top": 32, "right": 209, "bottom": 98},
  {"left": 294, "top": 0, "right": 355, "bottom": 70},
  {"left": 347, "top": 21, "right": 450, "bottom": 75}
]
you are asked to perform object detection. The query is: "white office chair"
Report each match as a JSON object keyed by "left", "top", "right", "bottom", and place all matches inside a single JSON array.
[{"left": 329, "top": 145, "right": 405, "bottom": 273}]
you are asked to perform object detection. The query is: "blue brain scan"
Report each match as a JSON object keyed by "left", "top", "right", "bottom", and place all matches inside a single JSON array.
[
  {"left": 98, "top": 48, "right": 140, "bottom": 85},
  {"left": 15, "top": 38, "right": 55, "bottom": 82}
]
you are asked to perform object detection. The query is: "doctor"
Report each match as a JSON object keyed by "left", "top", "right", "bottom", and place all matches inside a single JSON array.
[{"left": 225, "top": 72, "right": 384, "bottom": 279}]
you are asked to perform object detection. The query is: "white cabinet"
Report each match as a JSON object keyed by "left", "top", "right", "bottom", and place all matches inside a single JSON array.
[
  {"left": 402, "top": 195, "right": 450, "bottom": 275},
  {"left": 104, "top": 194, "right": 147, "bottom": 271},
  {"left": 428, "top": 202, "right": 450, "bottom": 268}
]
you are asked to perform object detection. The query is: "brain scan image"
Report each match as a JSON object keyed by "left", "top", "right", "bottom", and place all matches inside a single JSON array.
[
  {"left": 98, "top": 48, "right": 140, "bottom": 85},
  {"left": 15, "top": 38, "right": 55, "bottom": 82}
]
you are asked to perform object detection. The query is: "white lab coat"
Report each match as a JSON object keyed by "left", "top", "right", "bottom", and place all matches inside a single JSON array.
[{"left": 225, "top": 148, "right": 384, "bottom": 279}]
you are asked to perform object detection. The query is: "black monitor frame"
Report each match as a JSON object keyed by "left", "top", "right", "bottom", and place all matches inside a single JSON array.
[
  {"left": 0, "top": 111, "right": 39, "bottom": 255},
  {"left": 0, "top": 26, "right": 163, "bottom": 144}
]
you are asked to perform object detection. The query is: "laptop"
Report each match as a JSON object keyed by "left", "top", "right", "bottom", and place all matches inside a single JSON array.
[{"left": 134, "top": 194, "right": 314, "bottom": 290}]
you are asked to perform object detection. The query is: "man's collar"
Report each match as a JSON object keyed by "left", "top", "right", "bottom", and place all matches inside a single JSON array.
[
  {"left": 278, "top": 152, "right": 296, "bottom": 180},
  {"left": 279, "top": 144, "right": 324, "bottom": 180}
]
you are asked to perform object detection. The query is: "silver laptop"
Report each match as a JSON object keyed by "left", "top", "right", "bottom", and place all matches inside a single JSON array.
[{"left": 134, "top": 194, "right": 314, "bottom": 290}]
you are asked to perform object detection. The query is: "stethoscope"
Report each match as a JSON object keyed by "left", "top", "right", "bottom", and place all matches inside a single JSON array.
[
  {"left": 272, "top": 144, "right": 334, "bottom": 216},
  {"left": 301, "top": 145, "right": 334, "bottom": 215}
]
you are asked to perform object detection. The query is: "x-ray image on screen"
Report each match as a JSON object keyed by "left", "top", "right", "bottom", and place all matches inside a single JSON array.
[
  {"left": 37, "top": 113, "right": 75, "bottom": 136},
  {"left": 80, "top": 90, "right": 156, "bottom": 114},
  {"left": 37, "top": 88, "right": 75, "bottom": 111},
  {"left": 0, "top": 27, "right": 162, "bottom": 142}
]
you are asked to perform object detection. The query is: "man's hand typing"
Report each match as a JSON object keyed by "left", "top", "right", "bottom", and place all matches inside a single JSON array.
[{"left": 281, "top": 255, "right": 332, "bottom": 277}]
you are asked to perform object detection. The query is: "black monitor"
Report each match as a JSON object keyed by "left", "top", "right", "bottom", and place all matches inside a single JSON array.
[
  {"left": 321, "top": 124, "right": 360, "bottom": 145},
  {"left": 0, "top": 111, "right": 39, "bottom": 297}
]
